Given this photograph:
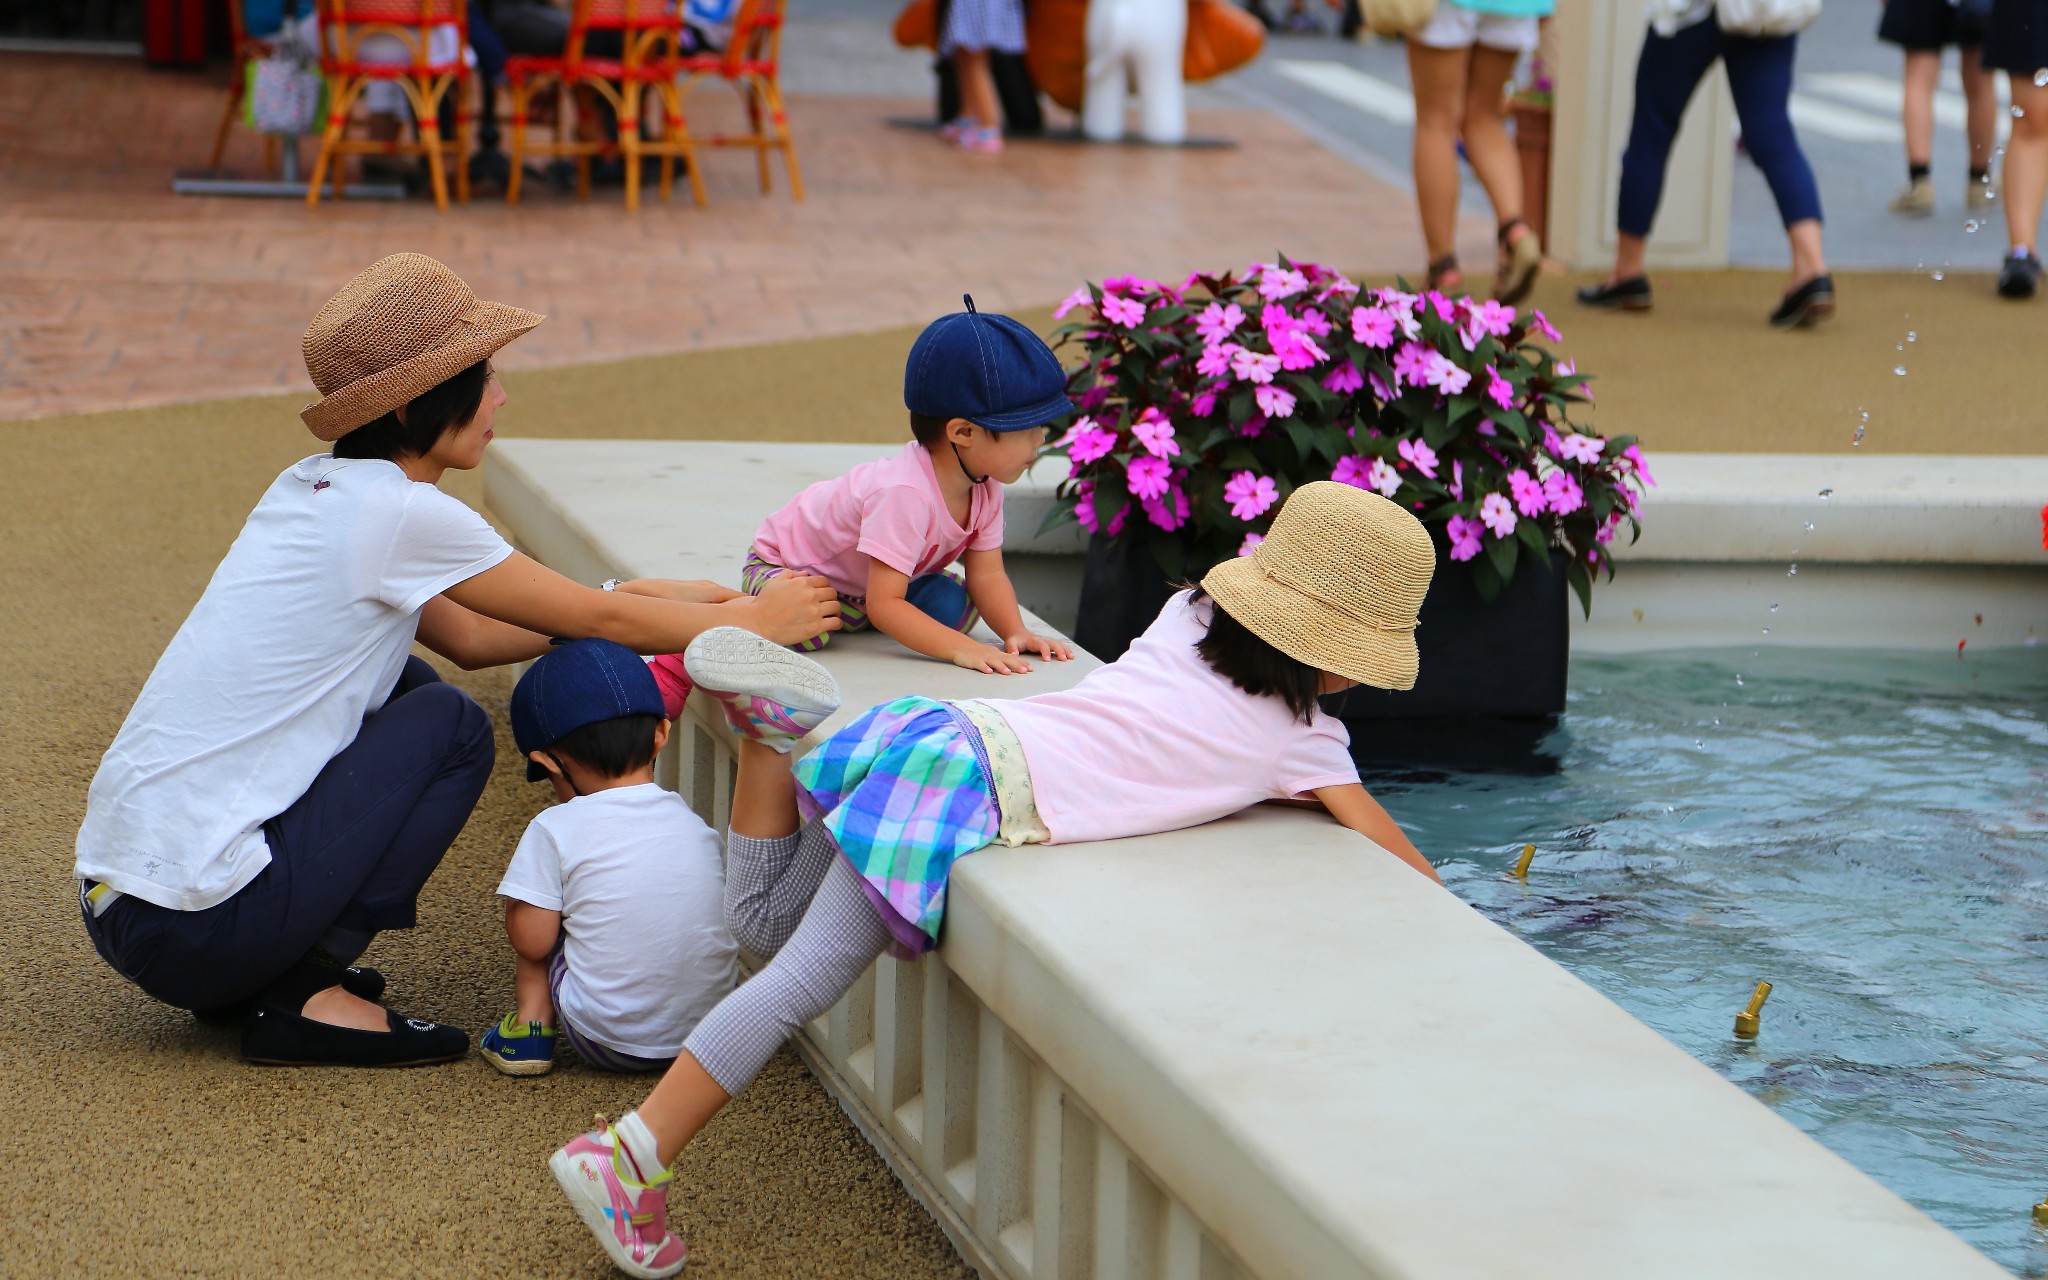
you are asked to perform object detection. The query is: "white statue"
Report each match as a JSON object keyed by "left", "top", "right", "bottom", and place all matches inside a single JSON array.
[{"left": 1081, "top": 0, "right": 1188, "bottom": 145}]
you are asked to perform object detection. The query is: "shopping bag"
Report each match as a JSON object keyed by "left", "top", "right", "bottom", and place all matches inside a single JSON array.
[
  {"left": 1713, "top": 0, "right": 1821, "bottom": 36},
  {"left": 1359, "top": 0, "right": 1438, "bottom": 37},
  {"left": 245, "top": 19, "right": 324, "bottom": 137}
]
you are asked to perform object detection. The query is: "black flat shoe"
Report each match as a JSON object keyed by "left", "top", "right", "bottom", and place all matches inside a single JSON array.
[
  {"left": 1769, "top": 273, "right": 1835, "bottom": 328},
  {"left": 191, "top": 966, "right": 380, "bottom": 1023},
  {"left": 1575, "top": 276, "right": 1653, "bottom": 310},
  {"left": 1997, "top": 252, "right": 2042, "bottom": 299},
  {"left": 242, "top": 1006, "right": 468, "bottom": 1068}
]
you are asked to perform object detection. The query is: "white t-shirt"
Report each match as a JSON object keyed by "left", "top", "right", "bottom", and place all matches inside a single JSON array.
[
  {"left": 74, "top": 455, "right": 513, "bottom": 911},
  {"left": 496, "top": 784, "right": 739, "bottom": 1058},
  {"left": 992, "top": 592, "right": 1360, "bottom": 845}
]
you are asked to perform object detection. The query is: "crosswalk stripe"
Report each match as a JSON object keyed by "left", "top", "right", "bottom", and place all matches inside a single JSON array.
[
  {"left": 1786, "top": 93, "right": 1903, "bottom": 142},
  {"left": 1272, "top": 59, "right": 1415, "bottom": 125},
  {"left": 1804, "top": 71, "right": 2010, "bottom": 139}
]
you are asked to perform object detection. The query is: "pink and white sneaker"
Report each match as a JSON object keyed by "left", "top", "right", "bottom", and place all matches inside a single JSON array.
[
  {"left": 549, "top": 1118, "right": 688, "bottom": 1279},
  {"left": 681, "top": 627, "right": 841, "bottom": 754}
]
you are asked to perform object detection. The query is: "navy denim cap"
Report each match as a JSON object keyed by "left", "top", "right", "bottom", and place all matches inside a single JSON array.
[
  {"left": 903, "top": 295, "right": 1076, "bottom": 433},
  {"left": 512, "top": 637, "right": 667, "bottom": 781}
]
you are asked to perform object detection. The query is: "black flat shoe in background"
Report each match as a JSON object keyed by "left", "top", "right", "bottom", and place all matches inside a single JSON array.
[
  {"left": 1997, "top": 251, "right": 2042, "bottom": 299},
  {"left": 1575, "top": 276, "right": 1653, "bottom": 311},
  {"left": 242, "top": 1006, "right": 468, "bottom": 1068},
  {"left": 1769, "top": 273, "right": 1835, "bottom": 328}
]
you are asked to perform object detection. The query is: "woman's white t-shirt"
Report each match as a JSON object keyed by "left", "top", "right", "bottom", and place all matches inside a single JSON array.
[{"left": 74, "top": 455, "right": 513, "bottom": 912}]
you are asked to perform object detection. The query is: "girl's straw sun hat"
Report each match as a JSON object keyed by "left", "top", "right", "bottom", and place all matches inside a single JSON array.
[
  {"left": 300, "top": 253, "right": 544, "bottom": 441},
  {"left": 1201, "top": 481, "right": 1436, "bottom": 691}
]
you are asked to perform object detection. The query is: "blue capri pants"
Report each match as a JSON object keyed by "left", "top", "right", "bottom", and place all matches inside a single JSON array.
[{"left": 1618, "top": 19, "right": 1823, "bottom": 236}]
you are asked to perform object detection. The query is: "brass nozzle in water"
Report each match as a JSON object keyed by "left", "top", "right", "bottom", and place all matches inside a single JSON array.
[
  {"left": 1512, "top": 844, "right": 1535, "bottom": 879},
  {"left": 1733, "top": 981, "right": 1773, "bottom": 1039},
  {"left": 2032, "top": 1199, "right": 2048, "bottom": 1227}
]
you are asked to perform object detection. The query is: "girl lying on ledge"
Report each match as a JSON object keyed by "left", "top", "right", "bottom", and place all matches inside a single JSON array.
[{"left": 548, "top": 480, "right": 1444, "bottom": 1279}]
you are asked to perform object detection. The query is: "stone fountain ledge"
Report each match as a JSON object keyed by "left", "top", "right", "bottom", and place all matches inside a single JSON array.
[{"left": 482, "top": 438, "right": 2012, "bottom": 1280}]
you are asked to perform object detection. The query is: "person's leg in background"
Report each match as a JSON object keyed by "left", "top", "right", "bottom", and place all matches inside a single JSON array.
[
  {"left": 1459, "top": 39, "right": 1542, "bottom": 300},
  {"left": 1407, "top": 35, "right": 1478, "bottom": 290},
  {"left": 953, "top": 47, "right": 1003, "bottom": 150},
  {"left": 1892, "top": 45, "right": 1942, "bottom": 214},
  {"left": 1578, "top": 16, "right": 1722, "bottom": 305},
  {"left": 1721, "top": 30, "right": 1831, "bottom": 319},
  {"left": 1959, "top": 46, "right": 1999, "bottom": 204},
  {"left": 1998, "top": 73, "right": 2048, "bottom": 296}
]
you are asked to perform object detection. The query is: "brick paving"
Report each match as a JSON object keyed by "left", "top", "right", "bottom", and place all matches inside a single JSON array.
[{"left": 0, "top": 32, "right": 1486, "bottom": 421}]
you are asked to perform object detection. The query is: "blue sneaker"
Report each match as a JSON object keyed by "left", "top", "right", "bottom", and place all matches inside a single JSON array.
[{"left": 481, "top": 1012, "right": 557, "bottom": 1076}]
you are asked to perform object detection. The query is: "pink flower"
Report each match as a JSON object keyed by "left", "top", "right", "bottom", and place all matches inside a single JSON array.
[
  {"left": 1331, "top": 455, "right": 1372, "bottom": 489},
  {"left": 1449, "top": 458, "right": 1465, "bottom": 502},
  {"left": 1061, "top": 417, "right": 1119, "bottom": 465},
  {"left": 1106, "top": 503, "right": 1128, "bottom": 537},
  {"left": 1255, "top": 383, "right": 1297, "bottom": 419},
  {"left": 1298, "top": 308, "right": 1332, "bottom": 338},
  {"left": 1468, "top": 299, "right": 1516, "bottom": 340},
  {"left": 1196, "top": 302, "right": 1245, "bottom": 346},
  {"left": 1100, "top": 294, "right": 1147, "bottom": 328},
  {"left": 1258, "top": 267, "right": 1309, "bottom": 300},
  {"left": 1073, "top": 480, "right": 1098, "bottom": 532},
  {"left": 1397, "top": 437, "right": 1439, "bottom": 479},
  {"left": 1367, "top": 458, "right": 1401, "bottom": 497},
  {"left": 1261, "top": 303, "right": 1298, "bottom": 338},
  {"left": 1076, "top": 385, "right": 1109, "bottom": 411},
  {"left": 1230, "top": 347, "right": 1282, "bottom": 385},
  {"left": 1480, "top": 492, "right": 1517, "bottom": 538},
  {"left": 1556, "top": 432, "right": 1605, "bottom": 465},
  {"left": 1543, "top": 469, "right": 1585, "bottom": 515},
  {"left": 1485, "top": 367, "right": 1514, "bottom": 410},
  {"left": 1196, "top": 343, "right": 1238, "bottom": 378},
  {"left": 1446, "top": 515, "right": 1485, "bottom": 562},
  {"left": 1596, "top": 515, "right": 1620, "bottom": 545},
  {"left": 1351, "top": 306, "right": 1397, "bottom": 349},
  {"left": 1425, "top": 352, "right": 1471, "bottom": 396},
  {"left": 1190, "top": 390, "right": 1219, "bottom": 418},
  {"left": 1427, "top": 292, "right": 1457, "bottom": 324},
  {"left": 1476, "top": 418, "right": 1499, "bottom": 437},
  {"left": 1053, "top": 286, "right": 1092, "bottom": 320},
  {"left": 1126, "top": 455, "right": 1171, "bottom": 501},
  {"left": 1367, "top": 371, "right": 1396, "bottom": 402},
  {"left": 1240, "top": 413, "right": 1268, "bottom": 438},
  {"left": 1143, "top": 484, "right": 1191, "bottom": 532},
  {"left": 1272, "top": 329, "right": 1328, "bottom": 371},
  {"left": 1530, "top": 310, "right": 1562, "bottom": 342},
  {"left": 1621, "top": 444, "right": 1657, "bottom": 487},
  {"left": 1393, "top": 341, "right": 1434, "bottom": 388},
  {"left": 1508, "top": 469, "right": 1545, "bottom": 517},
  {"left": 1132, "top": 409, "right": 1179, "bottom": 458},
  {"left": 1102, "top": 273, "right": 1158, "bottom": 295},
  {"left": 1323, "top": 361, "right": 1364, "bottom": 394},
  {"left": 1224, "top": 470, "right": 1280, "bottom": 521},
  {"left": 1239, "top": 532, "right": 1266, "bottom": 556}
]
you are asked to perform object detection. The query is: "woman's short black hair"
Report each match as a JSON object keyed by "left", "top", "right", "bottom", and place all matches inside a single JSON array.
[
  {"left": 1190, "top": 587, "right": 1323, "bottom": 723},
  {"left": 910, "top": 411, "right": 954, "bottom": 448},
  {"left": 548, "top": 713, "right": 662, "bottom": 781},
  {"left": 332, "top": 360, "right": 492, "bottom": 461}
]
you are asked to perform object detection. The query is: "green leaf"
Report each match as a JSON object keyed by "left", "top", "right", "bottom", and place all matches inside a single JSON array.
[
  {"left": 1516, "top": 518, "right": 1549, "bottom": 557},
  {"left": 1036, "top": 502, "right": 1080, "bottom": 537},
  {"left": 1566, "top": 557, "right": 1594, "bottom": 619},
  {"left": 1471, "top": 554, "right": 1504, "bottom": 602},
  {"left": 1485, "top": 528, "right": 1520, "bottom": 581},
  {"left": 1282, "top": 420, "right": 1318, "bottom": 466},
  {"left": 1146, "top": 533, "right": 1186, "bottom": 582}
]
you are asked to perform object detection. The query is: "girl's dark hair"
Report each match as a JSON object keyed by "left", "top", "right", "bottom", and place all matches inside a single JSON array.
[
  {"left": 549, "top": 714, "right": 662, "bottom": 781},
  {"left": 910, "top": 411, "right": 954, "bottom": 448},
  {"left": 1189, "top": 587, "right": 1323, "bottom": 724},
  {"left": 332, "top": 360, "right": 492, "bottom": 461}
]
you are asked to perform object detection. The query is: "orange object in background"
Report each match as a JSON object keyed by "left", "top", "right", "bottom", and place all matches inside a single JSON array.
[{"left": 897, "top": 0, "right": 1263, "bottom": 110}]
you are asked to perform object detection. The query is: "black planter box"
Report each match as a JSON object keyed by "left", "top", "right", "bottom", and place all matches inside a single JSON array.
[{"left": 1071, "top": 533, "right": 1571, "bottom": 772}]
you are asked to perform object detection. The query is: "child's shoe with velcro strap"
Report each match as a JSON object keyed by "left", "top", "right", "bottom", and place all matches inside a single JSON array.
[
  {"left": 481, "top": 1012, "right": 557, "bottom": 1076},
  {"left": 682, "top": 627, "right": 841, "bottom": 754},
  {"left": 550, "top": 1117, "right": 688, "bottom": 1279}
]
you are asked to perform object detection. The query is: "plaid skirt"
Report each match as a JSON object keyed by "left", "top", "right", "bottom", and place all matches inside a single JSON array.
[{"left": 793, "top": 696, "right": 999, "bottom": 954}]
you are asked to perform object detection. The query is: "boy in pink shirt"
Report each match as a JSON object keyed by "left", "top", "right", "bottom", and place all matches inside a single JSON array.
[{"left": 653, "top": 298, "right": 1075, "bottom": 714}]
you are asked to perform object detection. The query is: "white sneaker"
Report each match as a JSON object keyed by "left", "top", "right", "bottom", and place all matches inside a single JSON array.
[{"left": 681, "top": 627, "right": 842, "bottom": 753}]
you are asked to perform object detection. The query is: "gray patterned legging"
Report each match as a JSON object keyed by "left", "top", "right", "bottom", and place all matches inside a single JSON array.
[{"left": 682, "top": 824, "right": 893, "bottom": 1095}]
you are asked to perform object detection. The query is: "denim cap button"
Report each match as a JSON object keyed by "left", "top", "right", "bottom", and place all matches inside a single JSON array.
[
  {"left": 903, "top": 293, "right": 1077, "bottom": 433},
  {"left": 511, "top": 637, "right": 666, "bottom": 781}
]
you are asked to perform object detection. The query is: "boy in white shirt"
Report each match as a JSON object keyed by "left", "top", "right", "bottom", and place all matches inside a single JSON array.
[{"left": 483, "top": 638, "right": 739, "bottom": 1075}]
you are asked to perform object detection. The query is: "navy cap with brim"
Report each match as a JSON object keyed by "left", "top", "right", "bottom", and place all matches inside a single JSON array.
[
  {"left": 513, "top": 637, "right": 665, "bottom": 782},
  {"left": 967, "top": 388, "right": 1078, "bottom": 432},
  {"left": 905, "top": 296, "right": 1078, "bottom": 433}
]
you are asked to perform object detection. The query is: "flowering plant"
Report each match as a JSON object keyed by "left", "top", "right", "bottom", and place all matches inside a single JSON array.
[{"left": 1042, "top": 257, "right": 1654, "bottom": 615}]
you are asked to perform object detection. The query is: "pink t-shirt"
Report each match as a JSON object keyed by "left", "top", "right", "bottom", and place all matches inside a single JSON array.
[
  {"left": 752, "top": 442, "right": 1005, "bottom": 598},
  {"left": 992, "top": 591, "right": 1359, "bottom": 845}
]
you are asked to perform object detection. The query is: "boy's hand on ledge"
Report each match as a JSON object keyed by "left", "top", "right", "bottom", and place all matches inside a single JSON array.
[
  {"left": 745, "top": 572, "right": 842, "bottom": 647},
  {"left": 616, "top": 578, "right": 743, "bottom": 605},
  {"left": 953, "top": 640, "right": 1035, "bottom": 675},
  {"left": 1004, "top": 630, "right": 1073, "bottom": 663}
]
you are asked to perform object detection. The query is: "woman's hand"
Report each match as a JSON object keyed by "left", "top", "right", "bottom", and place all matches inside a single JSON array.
[
  {"left": 615, "top": 578, "right": 742, "bottom": 605},
  {"left": 953, "top": 639, "right": 1035, "bottom": 675},
  {"left": 1004, "top": 629, "right": 1073, "bottom": 662},
  {"left": 735, "top": 571, "right": 842, "bottom": 647}
]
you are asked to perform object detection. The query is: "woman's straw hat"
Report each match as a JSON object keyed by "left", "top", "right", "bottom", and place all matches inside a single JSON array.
[
  {"left": 1201, "top": 481, "right": 1436, "bottom": 691},
  {"left": 300, "top": 253, "right": 544, "bottom": 441}
]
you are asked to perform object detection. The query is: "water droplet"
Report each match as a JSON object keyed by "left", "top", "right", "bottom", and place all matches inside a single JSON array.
[
  {"left": 1787, "top": 564, "right": 1799, "bottom": 577},
  {"left": 1894, "top": 365, "right": 1908, "bottom": 375},
  {"left": 1818, "top": 488, "right": 1832, "bottom": 499},
  {"left": 1932, "top": 269, "right": 1946, "bottom": 281},
  {"left": 2036, "top": 69, "right": 2048, "bottom": 86},
  {"left": 1965, "top": 218, "right": 1982, "bottom": 233},
  {"left": 1734, "top": 674, "right": 1745, "bottom": 686},
  {"left": 1761, "top": 627, "right": 1772, "bottom": 635},
  {"left": 1803, "top": 521, "right": 1815, "bottom": 531},
  {"left": 1713, "top": 718, "right": 1721, "bottom": 726},
  {"left": 1895, "top": 342, "right": 1905, "bottom": 351},
  {"left": 1695, "top": 740, "right": 1706, "bottom": 750},
  {"left": 1906, "top": 331, "right": 1917, "bottom": 342},
  {"left": 2014, "top": 106, "right": 2028, "bottom": 119},
  {"left": 1769, "top": 602, "right": 1780, "bottom": 612}
]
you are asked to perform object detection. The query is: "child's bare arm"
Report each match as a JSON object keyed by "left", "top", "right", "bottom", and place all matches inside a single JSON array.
[
  {"left": 864, "top": 559, "right": 1035, "bottom": 674},
  {"left": 1309, "top": 783, "right": 1443, "bottom": 884},
  {"left": 506, "top": 900, "right": 562, "bottom": 960},
  {"left": 961, "top": 549, "right": 1073, "bottom": 662}
]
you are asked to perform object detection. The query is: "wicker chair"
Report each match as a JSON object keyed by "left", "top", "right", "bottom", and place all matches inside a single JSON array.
[
  {"left": 675, "top": 0, "right": 801, "bottom": 201},
  {"left": 306, "top": 0, "right": 472, "bottom": 211}
]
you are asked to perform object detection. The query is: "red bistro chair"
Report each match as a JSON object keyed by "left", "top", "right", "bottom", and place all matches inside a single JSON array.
[
  {"left": 505, "top": 0, "right": 706, "bottom": 212},
  {"left": 307, "top": 0, "right": 472, "bottom": 211},
  {"left": 675, "top": 0, "right": 801, "bottom": 201}
]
